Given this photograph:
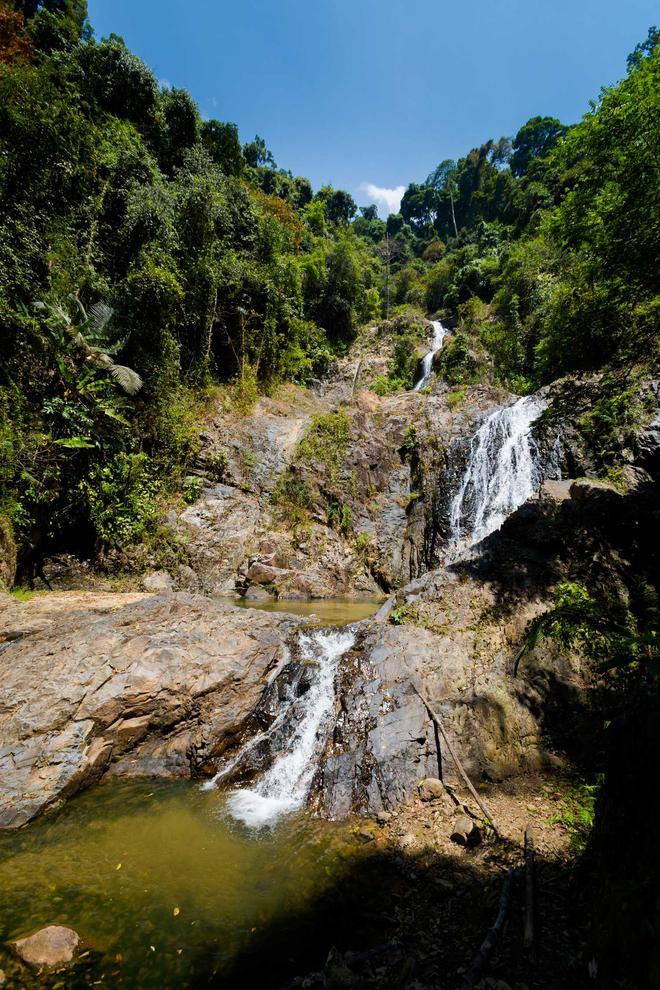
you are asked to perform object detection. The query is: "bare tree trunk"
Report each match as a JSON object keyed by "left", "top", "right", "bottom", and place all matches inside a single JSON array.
[
  {"left": 524, "top": 826, "right": 536, "bottom": 958},
  {"left": 203, "top": 286, "right": 218, "bottom": 364},
  {"left": 449, "top": 186, "right": 459, "bottom": 238},
  {"left": 351, "top": 358, "right": 363, "bottom": 399},
  {"left": 385, "top": 232, "right": 391, "bottom": 319}
]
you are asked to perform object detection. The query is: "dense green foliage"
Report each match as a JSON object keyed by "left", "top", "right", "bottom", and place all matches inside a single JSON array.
[
  {"left": 0, "top": 1, "right": 381, "bottom": 575},
  {"left": 391, "top": 28, "right": 659, "bottom": 392},
  {"left": 0, "top": 4, "right": 657, "bottom": 580}
]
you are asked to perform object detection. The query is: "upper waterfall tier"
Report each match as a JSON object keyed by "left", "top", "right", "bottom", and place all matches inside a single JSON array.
[
  {"left": 448, "top": 395, "right": 554, "bottom": 553},
  {"left": 413, "top": 320, "right": 448, "bottom": 391}
]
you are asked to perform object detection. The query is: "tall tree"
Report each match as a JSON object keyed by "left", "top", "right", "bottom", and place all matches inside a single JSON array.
[{"left": 510, "top": 116, "right": 568, "bottom": 177}]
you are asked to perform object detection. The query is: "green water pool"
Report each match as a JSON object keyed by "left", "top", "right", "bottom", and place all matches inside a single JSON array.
[{"left": 0, "top": 779, "right": 365, "bottom": 988}]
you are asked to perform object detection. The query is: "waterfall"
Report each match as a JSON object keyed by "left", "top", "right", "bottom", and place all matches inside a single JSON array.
[
  {"left": 448, "top": 395, "right": 551, "bottom": 553},
  {"left": 210, "top": 627, "right": 355, "bottom": 829},
  {"left": 413, "top": 320, "right": 448, "bottom": 391}
]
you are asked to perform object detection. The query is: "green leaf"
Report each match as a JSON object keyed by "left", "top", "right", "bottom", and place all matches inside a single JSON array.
[{"left": 53, "top": 437, "right": 95, "bottom": 449}]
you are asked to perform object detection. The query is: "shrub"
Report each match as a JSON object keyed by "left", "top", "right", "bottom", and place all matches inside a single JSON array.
[
  {"left": 181, "top": 475, "right": 203, "bottom": 504},
  {"left": 82, "top": 453, "right": 159, "bottom": 549},
  {"left": 297, "top": 409, "right": 351, "bottom": 478}
]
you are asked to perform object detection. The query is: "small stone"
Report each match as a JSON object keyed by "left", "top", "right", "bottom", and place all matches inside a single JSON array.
[
  {"left": 176, "top": 564, "right": 198, "bottom": 590},
  {"left": 433, "top": 877, "right": 455, "bottom": 893},
  {"left": 141, "top": 571, "right": 174, "bottom": 594},
  {"left": 244, "top": 584, "right": 273, "bottom": 601},
  {"left": 451, "top": 814, "right": 481, "bottom": 848},
  {"left": 13, "top": 926, "right": 81, "bottom": 969},
  {"left": 245, "top": 561, "right": 281, "bottom": 585},
  {"left": 324, "top": 946, "right": 355, "bottom": 989},
  {"left": 376, "top": 810, "right": 392, "bottom": 825},
  {"left": 418, "top": 777, "right": 446, "bottom": 802},
  {"left": 356, "top": 826, "right": 375, "bottom": 843}
]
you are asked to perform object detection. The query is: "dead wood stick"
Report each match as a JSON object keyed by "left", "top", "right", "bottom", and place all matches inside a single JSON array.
[
  {"left": 412, "top": 683, "right": 500, "bottom": 835},
  {"left": 524, "top": 826, "right": 536, "bottom": 955},
  {"left": 461, "top": 866, "right": 514, "bottom": 989},
  {"left": 351, "top": 357, "right": 363, "bottom": 398}
]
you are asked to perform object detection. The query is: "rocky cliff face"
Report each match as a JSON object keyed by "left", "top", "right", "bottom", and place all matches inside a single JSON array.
[
  {"left": 164, "top": 379, "right": 515, "bottom": 600},
  {"left": 312, "top": 473, "right": 658, "bottom": 816},
  {"left": 3, "top": 346, "right": 658, "bottom": 832},
  {"left": 1, "top": 464, "right": 656, "bottom": 831},
  {"left": 0, "top": 592, "right": 303, "bottom": 827}
]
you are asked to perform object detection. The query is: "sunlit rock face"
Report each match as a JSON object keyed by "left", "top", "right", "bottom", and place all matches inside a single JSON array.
[{"left": 0, "top": 592, "right": 302, "bottom": 828}]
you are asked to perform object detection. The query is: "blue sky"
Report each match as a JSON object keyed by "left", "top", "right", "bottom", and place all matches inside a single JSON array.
[{"left": 87, "top": 0, "right": 656, "bottom": 215}]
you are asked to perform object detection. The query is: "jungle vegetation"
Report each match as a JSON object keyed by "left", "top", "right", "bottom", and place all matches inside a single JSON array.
[{"left": 0, "top": 2, "right": 657, "bottom": 575}]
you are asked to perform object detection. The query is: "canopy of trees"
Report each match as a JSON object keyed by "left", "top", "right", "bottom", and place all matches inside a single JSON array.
[
  {"left": 0, "top": 0, "right": 657, "bottom": 578},
  {"left": 0, "top": 0, "right": 381, "bottom": 573}
]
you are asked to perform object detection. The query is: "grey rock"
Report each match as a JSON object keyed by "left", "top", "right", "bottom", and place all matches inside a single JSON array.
[
  {"left": 569, "top": 477, "right": 623, "bottom": 503},
  {"left": 451, "top": 813, "right": 481, "bottom": 847},
  {"left": 180, "top": 484, "right": 261, "bottom": 595},
  {"left": 418, "top": 777, "right": 446, "bottom": 802},
  {"left": 175, "top": 564, "right": 198, "bottom": 591},
  {"left": 246, "top": 561, "right": 285, "bottom": 585},
  {"left": 539, "top": 479, "right": 573, "bottom": 502},
  {"left": 243, "top": 584, "right": 273, "bottom": 601},
  {"left": 324, "top": 947, "right": 356, "bottom": 989},
  {"left": 141, "top": 570, "right": 174, "bottom": 593}
]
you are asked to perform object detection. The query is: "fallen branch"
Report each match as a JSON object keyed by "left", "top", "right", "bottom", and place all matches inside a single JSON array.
[
  {"left": 461, "top": 866, "right": 514, "bottom": 989},
  {"left": 412, "top": 683, "right": 500, "bottom": 835},
  {"left": 351, "top": 358, "right": 363, "bottom": 399},
  {"left": 524, "top": 826, "right": 536, "bottom": 957}
]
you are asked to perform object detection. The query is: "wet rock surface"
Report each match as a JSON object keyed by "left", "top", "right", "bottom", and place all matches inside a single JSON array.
[{"left": 0, "top": 592, "right": 303, "bottom": 828}]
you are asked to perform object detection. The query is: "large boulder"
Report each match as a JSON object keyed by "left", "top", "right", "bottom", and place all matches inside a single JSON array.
[
  {"left": 178, "top": 483, "right": 262, "bottom": 595},
  {"left": 12, "top": 926, "right": 80, "bottom": 969},
  {"left": 0, "top": 592, "right": 303, "bottom": 828}
]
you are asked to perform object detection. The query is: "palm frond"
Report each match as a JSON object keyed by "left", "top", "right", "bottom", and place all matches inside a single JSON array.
[
  {"left": 88, "top": 301, "right": 114, "bottom": 337},
  {"left": 109, "top": 364, "right": 143, "bottom": 395}
]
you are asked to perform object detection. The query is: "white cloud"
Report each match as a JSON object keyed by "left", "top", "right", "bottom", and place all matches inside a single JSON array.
[
  {"left": 159, "top": 78, "right": 172, "bottom": 90},
  {"left": 359, "top": 182, "right": 406, "bottom": 217}
]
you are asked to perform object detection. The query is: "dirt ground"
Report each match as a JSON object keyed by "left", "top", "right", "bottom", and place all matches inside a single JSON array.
[{"left": 281, "top": 771, "right": 590, "bottom": 990}]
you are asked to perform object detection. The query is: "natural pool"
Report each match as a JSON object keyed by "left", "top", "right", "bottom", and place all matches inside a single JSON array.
[
  {"left": 0, "top": 779, "right": 367, "bottom": 988},
  {"left": 0, "top": 599, "right": 386, "bottom": 987},
  {"left": 231, "top": 595, "right": 384, "bottom": 625}
]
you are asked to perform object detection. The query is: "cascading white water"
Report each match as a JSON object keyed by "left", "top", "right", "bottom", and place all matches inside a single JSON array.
[
  {"left": 448, "top": 395, "right": 548, "bottom": 553},
  {"left": 413, "top": 320, "right": 448, "bottom": 391},
  {"left": 223, "top": 627, "right": 355, "bottom": 828}
]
